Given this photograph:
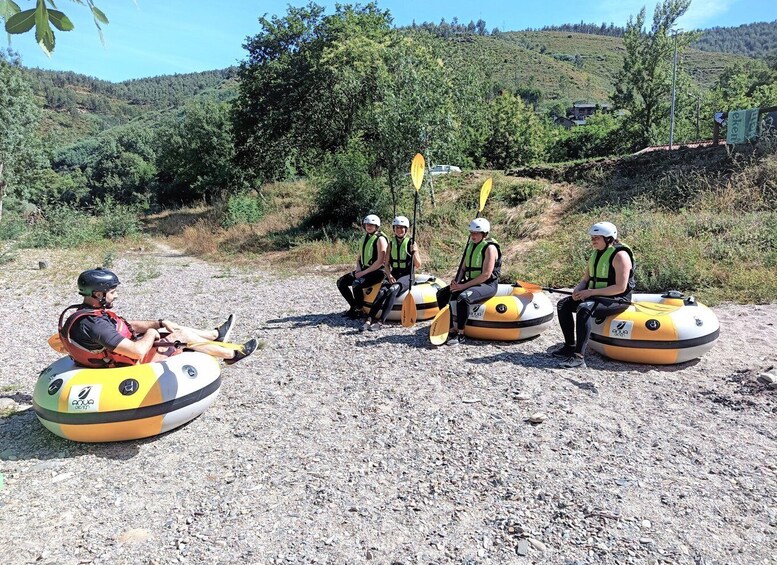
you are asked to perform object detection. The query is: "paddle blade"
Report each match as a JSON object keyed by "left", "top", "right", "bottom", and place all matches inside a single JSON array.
[
  {"left": 411, "top": 153, "right": 425, "bottom": 191},
  {"left": 48, "top": 333, "right": 67, "bottom": 354},
  {"left": 429, "top": 305, "right": 451, "bottom": 346},
  {"left": 401, "top": 292, "right": 417, "bottom": 327},
  {"left": 478, "top": 178, "right": 493, "bottom": 213},
  {"left": 515, "top": 280, "right": 544, "bottom": 293}
]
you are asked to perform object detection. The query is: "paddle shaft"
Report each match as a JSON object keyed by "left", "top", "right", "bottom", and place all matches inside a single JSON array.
[
  {"left": 541, "top": 286, "right": 633, "bottom": 305},
  {"left": 409, "top": 189, "right": 418, "bottom": 290}
]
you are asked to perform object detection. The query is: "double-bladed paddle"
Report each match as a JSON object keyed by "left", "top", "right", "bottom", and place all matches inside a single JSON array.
[
  {"left": 513, "top": 280, "right": 678, "bottom": 313},
  {"left": 400, "top": 153, "right": 425, "bottom": 327},
  {"left": 429, "top": 178, "right": 493, "bottom": 346}
]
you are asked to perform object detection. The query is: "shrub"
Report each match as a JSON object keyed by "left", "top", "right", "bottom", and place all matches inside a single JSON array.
[
  {"left": 310, "top": 141, "right": 388, "bottom": 228},
  {"left": 22, "top": 205, "right": 101, "bottom": 248},
  {"left": 0, "top": 213, "right": 26, "bottom": 240},
  {"left": 503, "top": 179, "right": 547, "bottom": 205},
  {"left": 95, "top": 199, "right": 141, "bottom": 240},
  {"left": 220, "top": 193, "right": 264, "bottom": 228}
]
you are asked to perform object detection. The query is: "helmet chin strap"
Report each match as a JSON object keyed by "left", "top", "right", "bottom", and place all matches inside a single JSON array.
[{"left": 93, "top": 292, "right": 113, "bottom": 309}]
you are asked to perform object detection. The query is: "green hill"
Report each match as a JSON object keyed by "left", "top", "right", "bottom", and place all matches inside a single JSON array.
[
  {"left": 693, "top": 20, "right": 777, "bottom": 60},
  {"left": 21, "top": 28, "right": 753, "bottom": 148},
  {"left": 22, "top": 67, "right": 238, "bottom": 147},
  {"left": 440, "top": 31, "right": 748, "bottom": 109}
]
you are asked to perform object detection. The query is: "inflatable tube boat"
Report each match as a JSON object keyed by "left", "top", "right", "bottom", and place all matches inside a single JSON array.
[
  {"left": 589, "top": 292, "right": 719, "bottom": 364},
  {"left": 451, "top": 284, "right": 555, "bottom": 341},
  {"left": 33, "top": 352, "right": 221, "bottom": 442},
  {"left": 362, "top": 274, "right": 444, "bottom": 321}
]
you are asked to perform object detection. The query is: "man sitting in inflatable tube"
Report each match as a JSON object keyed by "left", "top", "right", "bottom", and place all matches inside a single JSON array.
[
  {"left": 59, "top": 269, "right": 258, "bottom": 368},
  {"left": 552, "top": 221, "right": 635, "bottom": 369},
  {"left": 336, "top": 214, "right": 388, "bottom": 320}
]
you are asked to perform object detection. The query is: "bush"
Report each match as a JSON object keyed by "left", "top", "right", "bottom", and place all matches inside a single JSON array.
[
  {"left": 310, "top": 141, "right": 387, "bottom": 228},
  {"left": 22, "top": 205, "right": 101, "bottom": 248},
  {"left": 551, "top": 113, "right": 627, "bottom": 161},
  {"left": 0, "top": 213, "right": 26, "bottom": 240},
  {"left": 503, "top": 179, "right": 548, "bottom": 205},
  {"left": 220, "top": 193, "right": 264, "bottom": 228},
  {"left": 95, "top": 199, "right": 141, "bottom": 240}
]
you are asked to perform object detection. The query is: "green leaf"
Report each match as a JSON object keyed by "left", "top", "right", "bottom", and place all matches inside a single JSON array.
[
  {"left": 35, "top": 2, "right": 55, "bottom": 56},
  {"left": 90, "top": 5, "right": 108, "bottom": 24},
  {"left": 4, "top": 8, "right": 35, "bottom": 33},
  {"left": 47, "top": 9, "right": 73, "bottom": 31},
  {"left": 0, "top": 1, "right": 21, "bottom": 20}
]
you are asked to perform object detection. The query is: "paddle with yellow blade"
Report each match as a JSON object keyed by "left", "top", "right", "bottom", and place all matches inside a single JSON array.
[
  {"left": 47, "top": 332, "right": 246, "bottom": 354},
  {"left": 514, "top": 280, "right": 679, "bottom": 314},
  {"left": 429, "top": 177, "right": 493, "bottom": 346},
  {"left": 400, "top": 153, "right": 425, "bottom": 327}
]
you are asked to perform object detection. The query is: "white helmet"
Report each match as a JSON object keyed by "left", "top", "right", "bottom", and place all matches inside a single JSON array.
[
  {"left": 589, "top": 221, "right": 618, "bottom": 239},
  {"left": 392, "top": 216, "right": 410, "bottom": 228},
  {"left": 469, "top": 218, "right": 490, "bottom": 233},
  {"left": 362, "top": 214, "right": 381, "bottom": 227}
]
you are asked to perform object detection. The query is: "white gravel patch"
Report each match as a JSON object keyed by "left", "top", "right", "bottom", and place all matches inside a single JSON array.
[{"left": 0, "top": 242, "right": 775, "bottom": 564}]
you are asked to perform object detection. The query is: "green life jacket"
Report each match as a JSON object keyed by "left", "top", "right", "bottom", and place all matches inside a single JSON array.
[
  {"left": 360, "top": 231, "right": 387, "bottom": 268},
  {"left": 587, "top": 243, "right": 636, "bottom": 296},
  {"left": 389, "top": 236, "right": 411, "bottom": 277},
  {"left": 463, "top": 238, "right": 501, "bottom": 282}
]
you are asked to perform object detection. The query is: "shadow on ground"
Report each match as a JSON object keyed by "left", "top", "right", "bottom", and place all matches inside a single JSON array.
[{"left": 0, "top": 410, "right": 201, "bottom": 463}]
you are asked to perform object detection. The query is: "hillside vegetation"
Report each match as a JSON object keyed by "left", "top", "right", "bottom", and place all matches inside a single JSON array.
[
  {"left": 1, "top": 2, "right": 775, "bottom": 305},
  {"left": 146, "top": 137, "right": 777, "bottom": 305},
  {"left": 24, "top": 67, "right": 237, "bottom": 146},
  {"left": 23, "top": 30, "right": 749, "bottom": 149},
  {"left": 693, "top": 20, "right": 777, "bottom": 60}
]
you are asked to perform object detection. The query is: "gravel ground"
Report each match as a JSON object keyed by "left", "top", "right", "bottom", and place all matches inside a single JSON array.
[{"left": 0, "top": 243, "right": 775, "bottom": 565}]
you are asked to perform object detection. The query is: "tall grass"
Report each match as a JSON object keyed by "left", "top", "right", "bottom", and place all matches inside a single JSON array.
[{"left": 140, "top": 145, "right": 776, "bottom": 305}]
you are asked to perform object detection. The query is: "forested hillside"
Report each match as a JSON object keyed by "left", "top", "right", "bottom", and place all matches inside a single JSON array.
[
  {"left": 694, "top": 20, "right": 777, "bottom": 60},
  {"left": 22, "top": 67, "right": 237, "bottom": 146},
  {"left": 22, "top": 26, "right": 750, "bottom": 150}
]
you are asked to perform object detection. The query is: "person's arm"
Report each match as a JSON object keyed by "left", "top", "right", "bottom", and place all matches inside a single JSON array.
[
  {"left": 411, "top": 242, "right": 421, "bottom": 269},
  {"left": 112, "top": 330, "right": 160, "bottom": 361},
  {"left": 383, "top": 243, "right": 395, "bottom": 283},
  {"left": 127, "top": 319, "right": 166, "bottom": 333},
  {"left": 84, "top": 317, "right": 160, "bottom": 361},
  {"left": 458, "top": 245, "right": 496, "bottom": 290}
]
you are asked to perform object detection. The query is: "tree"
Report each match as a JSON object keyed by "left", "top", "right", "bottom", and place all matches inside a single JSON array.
[
  {"left": 1, "top": 0, "right": 108, "bottom": 56},
  {"left": 365, "top": 34, "right": 458, "bottom": 213},
  {"left": 611, "top": 0, "right": 694, "bottom": 148},
  {"left": 84, "top": 123, "right": 156, "bottom": 205},
  {"left": 232, "top": 0, "right": 468, "bottom": 204},
  {"left": 0, "top": 49, "right": 46, "bottom": 221},
  {"left": 156, "top": 99, "right": 245, "bottom": 204},
  {"left": 482, "top": 91, "right": 548, "bottom": 168},
  {"left": 233, "top": 2, "right": 394, "bottom": 183}
]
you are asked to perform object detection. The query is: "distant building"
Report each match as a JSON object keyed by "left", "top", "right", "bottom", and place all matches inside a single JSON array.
[
  {"left": 552, "top": 102, "right": 612, "bottom": 129},
  {"left": 570, "top": 102, "right": 611, "bottom": 122}
]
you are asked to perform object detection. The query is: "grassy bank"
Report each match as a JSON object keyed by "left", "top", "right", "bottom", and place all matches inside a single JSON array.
[
  {"left": 0, "top": 139, "right": 751, "bottom": 304},
  {"left": 139, "top": 140, "right": 776, "bottom": 305}
]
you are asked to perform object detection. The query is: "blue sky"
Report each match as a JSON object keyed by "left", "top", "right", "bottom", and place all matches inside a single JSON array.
[{"left": 5, "top": 0, "right": 776, "bottom": 82}]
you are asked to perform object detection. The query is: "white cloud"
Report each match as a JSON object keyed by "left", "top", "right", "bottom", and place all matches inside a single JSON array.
[{"left": 677, "top": 0, "right": 735, "bottom": 29}]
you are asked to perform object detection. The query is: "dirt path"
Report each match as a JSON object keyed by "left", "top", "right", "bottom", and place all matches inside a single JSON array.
[{"left": 0, "top": 242, "right": 775, "bottom": 564}]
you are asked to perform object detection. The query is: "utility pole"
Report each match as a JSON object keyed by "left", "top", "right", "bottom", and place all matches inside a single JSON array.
[
  {"left": 696, "top": 93, "right": 701, "bottom": 140},
  {"left": 669, "top": 30, "right": 680, "bottom": 151}
]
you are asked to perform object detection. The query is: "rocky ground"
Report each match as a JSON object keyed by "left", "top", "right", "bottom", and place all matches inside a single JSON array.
[{"left": 0, "top": 243, "right": 775, "bottom": 565}]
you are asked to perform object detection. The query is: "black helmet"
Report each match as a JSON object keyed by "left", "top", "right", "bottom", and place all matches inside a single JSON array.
[{"left": 77, "top": 269, "right": 120, "bottom": 297}]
